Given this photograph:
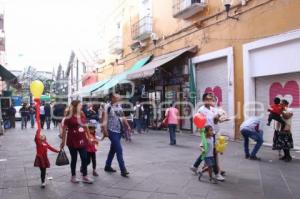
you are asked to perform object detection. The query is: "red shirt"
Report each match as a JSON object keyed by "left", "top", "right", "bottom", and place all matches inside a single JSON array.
[
  {"left": 270, "top": 104, "right": 283, "bottom": 115},
  {"left": 86, "top": 132, "right": 97, "bottom": 153},
  {"left": 35, "top": 130, "right": 59, "bottom": 157},
  {"left": 64, "top": 115, "right": 88, "bottom": 148}
]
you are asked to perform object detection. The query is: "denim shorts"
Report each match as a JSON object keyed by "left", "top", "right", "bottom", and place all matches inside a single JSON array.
[{"left": 205, "top": 157, "right": 215, "bottom": 167}]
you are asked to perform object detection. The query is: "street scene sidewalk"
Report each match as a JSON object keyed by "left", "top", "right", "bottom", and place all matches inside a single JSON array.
[{"left": 0, "top": 125, "right": 299, "bottom": 199}]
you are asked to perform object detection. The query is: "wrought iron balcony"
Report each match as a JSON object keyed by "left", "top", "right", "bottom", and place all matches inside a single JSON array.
[
  {"left": 173, "top": 0, "right": 207, "bottom": 19},
  {"left": 131, "top": 16, "right": 152, "bottom": 41},
  {"left": 109, "top": 36, "right": 123, "bottom": 55}
]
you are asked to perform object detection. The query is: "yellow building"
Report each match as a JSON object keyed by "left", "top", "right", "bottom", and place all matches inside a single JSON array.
[{"left": 96, "top": 0, "right": 300, "bottom": 147}]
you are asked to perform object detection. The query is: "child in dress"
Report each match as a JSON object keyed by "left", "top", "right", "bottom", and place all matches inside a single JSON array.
[
  {"left": 86, "top": 120, "right": 99, "bottom": 176},
  {"left": 198, "top": 125, "right": 218, "bottom": 184},
  {"left": 267, "top": 97, "right": 285, "bottom": 130},
  {"left": 34, "top": 129, "right": 59, "bottom": 188}
]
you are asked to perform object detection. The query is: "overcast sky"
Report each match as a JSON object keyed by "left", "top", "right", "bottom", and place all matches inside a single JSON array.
[{"left": 2, "top": 0, "right": 109, "bottom": 72}]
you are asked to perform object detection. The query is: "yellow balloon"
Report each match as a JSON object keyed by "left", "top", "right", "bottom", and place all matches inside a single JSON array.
[{"left": 30, "top": 80, "right": 44, "bottom": 98}]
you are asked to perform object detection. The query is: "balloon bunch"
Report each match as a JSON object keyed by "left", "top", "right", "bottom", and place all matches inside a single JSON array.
[
  {"left": 193, "top": 113, "right": 208, "bottom": 160},
  {"left": 215, "top": 136, "right": 228, "bottom": 154},
  {"left": 30, "top": 80, "right": 44, "bottom": 131}
]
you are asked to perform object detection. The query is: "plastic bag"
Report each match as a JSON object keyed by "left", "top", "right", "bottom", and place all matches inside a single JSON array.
[{"left": 55, "top": 149, "right": 69, "bottom": 166}]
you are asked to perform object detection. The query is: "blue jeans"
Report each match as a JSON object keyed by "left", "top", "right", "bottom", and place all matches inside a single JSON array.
[
  {"left": 241, "top": 129, "right": 264, "bottom": 157},
  {"left": 105, "top": 130, "right": 126, "bottom": 173},
  {"left": 168, "top": 124, "right": 177, "bottom": 145},
  {"left": 21, "top": 116, "right": 28, "bottom": 129},
  {"left": 30, "top": 114, "right": 35, "bottom": 128},
  {"left": 45, "top": 116, "right": 51, "bottom": 129},
  {"left": 68, "top": 147, "right": 88, "bottom": 176},
  {"left": 135, "top": 118, "right": 142, "bottom": 133}
]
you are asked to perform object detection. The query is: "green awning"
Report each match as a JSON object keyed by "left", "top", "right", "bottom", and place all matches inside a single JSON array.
[
  {"left": 93, "top": 56, "right": 152, "bottom": 94},
  {"left": 79, "top": 79, "right": 110, "bottom": 97}
]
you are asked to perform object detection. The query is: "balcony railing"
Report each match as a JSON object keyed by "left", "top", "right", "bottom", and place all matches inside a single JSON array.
[
  {"left": 131, "top": 16, "right": 152, "bottom": 41},
  {"left": 109, "top": 36, "right": 123, "bottom": 55},
  {"left": 173, "top": 0, "right": 207, "bottom": 19}
]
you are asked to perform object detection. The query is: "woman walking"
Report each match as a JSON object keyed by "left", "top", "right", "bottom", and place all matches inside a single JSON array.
[
  {"left": 165, "top": 102, "right": 179, "bottom": 145},
  {"left": 60, "top": 100, "right": 93, "bottom": 184}
]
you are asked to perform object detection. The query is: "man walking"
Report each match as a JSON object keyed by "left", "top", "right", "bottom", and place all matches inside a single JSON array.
[
  {"left": 240, "top": 116, "right": 264, "bottom": 160},
  {"left": 133, "top": 101, "right": 144, "bottom": 134},
  {"left": 8, "top": 105, "right": 16, "bottom": 128},
  {"left": 102, "top": 93, "right": 131, "bottom": 177},
  {"left": 44, "top": 103, "right": 51, "bottom": 130}
]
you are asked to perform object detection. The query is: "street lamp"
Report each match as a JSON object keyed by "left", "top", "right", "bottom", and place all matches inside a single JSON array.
[{"left": 222, "top": 0, "right": 239, "bottom": 20}]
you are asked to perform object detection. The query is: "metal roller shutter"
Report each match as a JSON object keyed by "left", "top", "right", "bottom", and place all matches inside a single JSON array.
[
  {"left": 255, "top": 72, "right": 300, "bottom": 148},
  {"left": 196, "top": 57, "right": 234, "bottom": 138}
]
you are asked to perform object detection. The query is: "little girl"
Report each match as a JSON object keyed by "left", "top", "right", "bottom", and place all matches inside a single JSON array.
[
  {"left": 34, "top": 129, "right": 59, "bottom": 188},
  {"left": 86, "top": 120, "right": 99, "bottom": 176}
]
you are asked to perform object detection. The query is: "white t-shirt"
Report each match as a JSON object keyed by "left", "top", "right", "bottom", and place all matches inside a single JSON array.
[
  {"left": 240, "top": 117, "right": 263, "bottom": 132},
  {"left": 205, "top": 137, "right": 214, "bottom": 158},
  {"left": 198, "top": 105, "right": 218, "bottom": 133}
]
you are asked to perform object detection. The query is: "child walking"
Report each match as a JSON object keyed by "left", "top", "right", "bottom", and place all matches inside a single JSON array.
[
  {"left": 34, "top": 129, "right": 59, "bottom": 188},
  {"left": 198, "top": 125, "right": 218, "bottom": 184},
  {"left": 86, "top": 120, "right": 99, "bottom": 176}
]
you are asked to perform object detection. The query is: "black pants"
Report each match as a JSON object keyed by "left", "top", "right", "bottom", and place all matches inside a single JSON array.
[
  {"left": 213, "top": 149, "right": 219, "bottom": 175},
  {"left": 87, "top": 152, "right": 96, "bottom": 170},
  {"left": 283, "top": 149, "right": 291, "bottom": 158},
  {"left": 68, "top": 147, "right": 88, "bottom": 176},
  {"left": 268, "top": 113, "right": 285, "bottom": 130},
  {"left": 40, "top": 167, "right": 46, "bottom": 183},
  {"left": 40, "top": 115, "right": 46, "bottom": 129}
]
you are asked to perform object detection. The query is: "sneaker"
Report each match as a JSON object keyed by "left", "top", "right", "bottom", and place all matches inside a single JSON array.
[
  {"left": 215, "top": 174, "right": 225, "bottom": 181},
  {"left": 210, "top": 178, "right": 218, "bottom": 184},
  {"left": 266, "top": 123, "right": 270, "bottom": 126},
  {"left": 121, "top": 171, "right": 129, "bottom": 177},
  {"left": 93, "top": 170, "right": 99, "bottom": 177},
  {"left": 250, "top": 156, "right": 261, "bottom": 161},
  {"left": 190, "top": 166, "right": 198, "bottom": 175},
  {"left": 198, "top": 171, "right": 203, "bottom": 181},
  {"left": 82, "top": 176, "right": 94, "bottom": 184},
  {"left": 41, "top": 182, "right": 46, "bottom": 188},
  {"left": 70, "top": 176, "right": 80, "bottom": 183},
  {"left": 245, "top": 154, "right": 250, "bottom": 159},
  {"left": 104, "top": 166, "right": 117, "bottom": 173}
]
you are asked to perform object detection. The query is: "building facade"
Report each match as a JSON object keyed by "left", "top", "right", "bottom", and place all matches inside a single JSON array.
[{"left": 93, "top": 0, "right": 300, "bottom": 146}]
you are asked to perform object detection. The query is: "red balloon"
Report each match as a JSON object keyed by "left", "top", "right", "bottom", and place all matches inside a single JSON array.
[{"left": 193, "top": 113, "right": 207, "bottom": 129}]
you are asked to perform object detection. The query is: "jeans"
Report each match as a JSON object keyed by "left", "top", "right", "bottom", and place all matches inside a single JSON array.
[
  {"left": 45, "top": 116, "right": 51, "bottom": 129},
  {"left": 135, "top": 118, "right": 142, "bottom": 133},
  {"left": 30, "top": 114, "right": 35, "bottom": 128},
  {"left": 21, "top": 116, "right": 28, "bottom": 129},
  {"left": 40, "top": 115, "right": 45, "bottom": 129},
  {"left": 68, "top": 147, "right": 88, "bottom": 176},
  {"left": 105, "top": 130, "right": 126, "bottom": 173},
  {"left": 241, "top": 129, "right": 264, "bottom": 157},
  {"left": 168, "top": 124, "right": 177, "bottom": 145},
  {"left": 193, "top": 155, "right": 203, "bottom": 168}
]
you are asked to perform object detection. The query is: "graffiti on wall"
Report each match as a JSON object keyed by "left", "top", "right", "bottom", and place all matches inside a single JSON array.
[
  {"left": 204, "top": 86, "right": 223, "bottom": 106},
  {"left": 269, "top": 80, "right": 300, "bottom": 108}
]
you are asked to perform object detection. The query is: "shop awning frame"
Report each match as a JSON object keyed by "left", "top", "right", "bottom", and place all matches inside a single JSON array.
[{"left": 127, "top": 46, "right": 197, "bottom": 80}]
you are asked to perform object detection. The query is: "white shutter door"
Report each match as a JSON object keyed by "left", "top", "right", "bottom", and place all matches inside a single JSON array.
[
  {"left": 196, "top": 57, "right": 234, "bottom": 138},
  {"left": 255, "top": 72, "right": 300, "bottom": 148}
]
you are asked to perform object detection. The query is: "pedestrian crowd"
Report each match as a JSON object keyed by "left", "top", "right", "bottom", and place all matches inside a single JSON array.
[{"left": 4, "top": 92, "right": 294, "bottom": 188}]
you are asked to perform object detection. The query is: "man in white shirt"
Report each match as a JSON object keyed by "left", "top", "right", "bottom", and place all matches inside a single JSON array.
[
  {"left": 191, "top": 93, "right": 224, "bottom": 181},
  {"left": 240, "top": 116, "right": 264, "bottom": 160}
]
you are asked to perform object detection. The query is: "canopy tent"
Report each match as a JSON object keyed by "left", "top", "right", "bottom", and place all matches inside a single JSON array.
[
  {"left": 127, "top": 46, "right": 197, "bottom": 80},
  {"left": 0, "top": 65, "right": 21, "bottom": 89},
  {"left": 78, "top": 79, "right": 110, "bottom": 97}
]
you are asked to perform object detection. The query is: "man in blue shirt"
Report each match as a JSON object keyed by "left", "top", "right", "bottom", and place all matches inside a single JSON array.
[{"left": 240, "top": 116, "right": 264, "bottom": 160}]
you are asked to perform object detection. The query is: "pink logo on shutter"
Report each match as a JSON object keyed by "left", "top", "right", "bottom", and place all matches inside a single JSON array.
[
  {"left": 204, "top": 86, "right": 222, "bottom": 106},
  {"left": 269, "top": 81, "right": 300, "bottom": 108}
]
